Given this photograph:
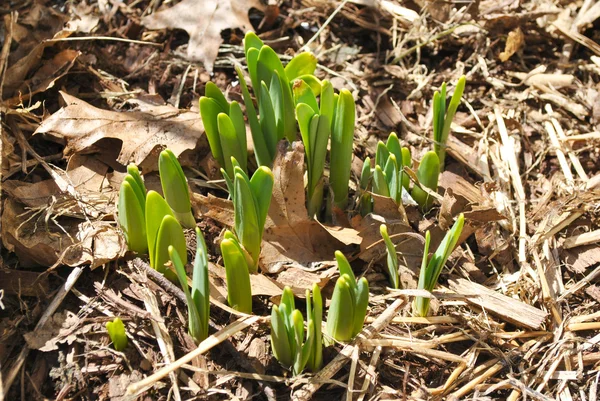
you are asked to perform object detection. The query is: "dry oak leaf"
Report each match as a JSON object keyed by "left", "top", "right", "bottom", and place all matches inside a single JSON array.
[
  {"left": 34, "top": 92, "right": 203, "bottom": 171},
  {"left": 142, "top": 0, "right": 264, "bottom": 73}
]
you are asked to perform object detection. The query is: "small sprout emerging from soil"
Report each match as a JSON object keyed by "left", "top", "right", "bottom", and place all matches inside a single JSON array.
[
  {"left": 432, "top": 75, "right": 466, "bottom": 170},
  {"left": 270, "top": 285, "right": 322, "bottom": 376},
  {"left": 169, "top": 227, "right": 210, "bottom": 343},
  {"left": 325, "top": 251, "right": 369, "bottom": 343},
  {"left": 106, "top": 317, "right": 127, "bottom": 352},
  {"left": 414, "top": 213, "right": 465, "bottom": 317},
  {"left": 158, "top": 149, "right": 196, "bottom": 228},
  {"left": 117, "top": 164, "right": 147, "bottom": 254}
]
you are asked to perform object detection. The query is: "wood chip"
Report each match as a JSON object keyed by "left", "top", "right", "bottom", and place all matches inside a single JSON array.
[{"left": 448, "top": 278, "right": 548, "bottom": 329}]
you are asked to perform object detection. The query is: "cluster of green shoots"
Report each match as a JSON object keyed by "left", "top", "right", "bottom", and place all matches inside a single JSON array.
[
  {"left": 271, "top": 251, "right": 369, "bottom": 375},
  {"left": 380, "top": 214, "right": 464, "bottom": 316},
  {"left": 200, "top": 32, "right": 356, "bottom": 218},
  {"left": 118, "top": 150, "right": 194, "bottom": 282},
  {"left": 117, "top": 149, "right": 210, "bottom": 343},
  {"left": 118, "top": 31, "right": 466, "bottom": 373},
  {"left": 118, "top": 151, "right": 368, "bottom": 363},
  {"left": 221, "top": 159, "right": 273, "bottom": 313},
  {"left": 359, "top": 76, "right": 466, "bottom": 214}
]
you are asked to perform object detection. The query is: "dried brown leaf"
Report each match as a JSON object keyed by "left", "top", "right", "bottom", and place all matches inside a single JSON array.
[
  {"left": 34, "top": 92, "right": 204, "bottom": 171},
  {"left": 141, "top": 0, "right": 264, "bottom": 73},
  {"left": 499, "top": 27, "right": 524, "bottom": 62}
]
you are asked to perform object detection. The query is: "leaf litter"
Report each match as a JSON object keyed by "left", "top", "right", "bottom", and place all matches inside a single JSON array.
[{"left": 1, "top": 0, "right": 600, "bottom": 400}]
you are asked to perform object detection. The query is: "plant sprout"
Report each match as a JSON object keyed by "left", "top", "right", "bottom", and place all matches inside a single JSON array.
[
  {"left": 158, "top": 149, "right": 196, "bottom": 228},
  {"left": 325, "top": 251, "right": 369, "bottom": 343},
  {"left": 106, "top": 317, "right": 127, "bottom": 351},
  {"left": 270, "top": 286, "right": 322, "bottom": 376},
  {"left": 414, "top": 213, "right": 465, "bottom": 317},
  {"left": 169, "top": 227, "right": 210, "bottom": 343},
  {"left": 432, "top": 76, "right": 466, "bottom": 170},
  {"left": 117, "top": 164, "right": 147, "bottom": 254}
]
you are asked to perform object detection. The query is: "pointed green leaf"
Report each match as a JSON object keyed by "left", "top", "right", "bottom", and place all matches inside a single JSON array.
[
  {"left": 292, "top": 79, "right": 319, "bottom": 113},
  {"left": 415, "top": 230, "right": 431, "bottom": 317},
  {"left": 297, "top": 74, "right": 322, "bottom": 96},
  {"left": 411, "top": 151, "right": 440, "bottom": 211},
  {"left": 145, "top": 190, "right": 175, "bottom": 268},
  {"left": 296, "top": 320, "right": 314, "bottom": 375},
  {"left": 234, "top": 173, "right": 261, "bottom": 272},
  {"left": 192, "top": 227, "right": 210, "bottom": 341},
  {"left": 106, "top": 317, "right": 128, "bottom": 351},
  {"left": 221, "top": 237, "right": 252, "bottom": 314},
  {"left": 285, "top": 52, "right": 317, "bottom": 81},
  {"left": 360, "top": 157, "right": 371, "bottom": 191},
  {"left": 257, "top": 45, "right": 286, "bottom": 91},
  {"left": 380, "top": 224, "right": 399, "bottom": 289},
  {"left": 310, "top": 114, "right": 330, "bottom": 198},
  {"left": 169, "top": 245, "right": 203, "bottom": 343},
  {"left": 271, "top": 304, "right": 293, "bottom": 368},
  {"left": 320, "top": 80, "right": 334, "bottom": 126},
  {"left": 236, "top": 66, "right": 271, "bottom": 167},
  {"left": 199, "top": 97, "right": 225, "bottom": 168},
  {"left": 330, "top": 89, "right": 355, "bottom": 208},
  {"left": 259, "top": 81, "right": 278, "bottom": 161},
  {"left": 439, "top": 76, "right": 466, "bottom": 169},
  {"left": 154, "top": 215, "right": 186, "bottom": 282},
  {"left": 229, "top": 101, "right": 248, "bottom": 172},
  {"left": 249, "top": 166, "right": 274, "bottom": 236},
  {"left": 218, "top": 113, "right": 245, "bottom": 178},
  {"left": 372, "top": 165, "right": 389, "bottom": 197},
  {"left": 384, "top": 154, "right": 400, "bottom": 204},
  {"left": 277, "top": 69, "right": 297, "bottom": 142},
  {"left": 269, "top": 72, "right": 285, "bottom": 141},
  {"left": 118, "top": 180, "right": 147, "bottom": 254},
  {"left": 296, "top": 103, "right": 315, "bottom": 162},
  {"left": 375, "top": 141, "right": 389, "bottom": 168},
  {"left": 205, "top": 81, "right": 229, "bottom": 112},
  {"left": 386, "top": 133, "right": 402, "bottom": 165},
  {"left": 400, "top": 147, "right": 411, "bottom": 190},
  {"left": 244, "top": 31, "right": 264, "bottom": 57},
  {"left": 335, "top": 251, "right": 355, "bottom": 283},
  {"left": 126, "top": 164, "right": 146, "bottom": 210},
  {"left": 325, "top": 275, "right": 355, "bottom": 342},
  {"left": 308, "top": 283, "right": 323, "bottom": 372},
  {"left": 158, "top": 149, "right": 195, "bottom": 228},
  {"left": 352, "top": 277, "right": 369, "bottom": 337},
  {"left": 246, "top": 47, "right": 261, "bottom": 95}
]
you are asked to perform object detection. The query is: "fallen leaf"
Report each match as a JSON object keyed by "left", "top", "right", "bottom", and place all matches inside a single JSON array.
[
  {"left": 4, "top": 49, "right": 80, "bottom": 107},
  {"left": 142, "top": 0, "right": 264, "bottom": 73},
  {"left": 34, "top": 92, "right": 204, "bottom": 172},
  {"left": 1, "top": 198, "right": 126, "bottom": 268},
  {"left": 499, "top": 27, "right": 525, "bottom": 62},
  {"left": 24, "top": 310, "right": 91, "bottom": 352},
  {"left": 276, "top": 266, "right": 335, "bottom": 294}
]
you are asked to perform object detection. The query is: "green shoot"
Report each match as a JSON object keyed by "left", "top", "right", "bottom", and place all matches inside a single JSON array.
[
  {"left": 325, "top": 251, "right": 369, "bottom": 343},
  {"left": 106, "top": 317, "right": 128, "bottom": 351},
  {"left": 380, "top": 224, "right": 399, "bottom": 289},
  {"left": 169, "top": 227, "right": 210, "bottom": 343},
  {"left": 432, "top": 76, "right": 466, "bottom": 170},
  {"left": 414, "top": 214, "right": 465, "bottom": 317},
  {"left": 117, "top": 164, "right": 147, "bottom": 254},
  {"left": 158, "top": 149, "right": 196, "bottom": 228}
]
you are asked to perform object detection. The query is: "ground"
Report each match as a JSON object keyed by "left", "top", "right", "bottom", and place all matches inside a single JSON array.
[{"left": 1, "top": 0, "right": 600, "bottom": 400}]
